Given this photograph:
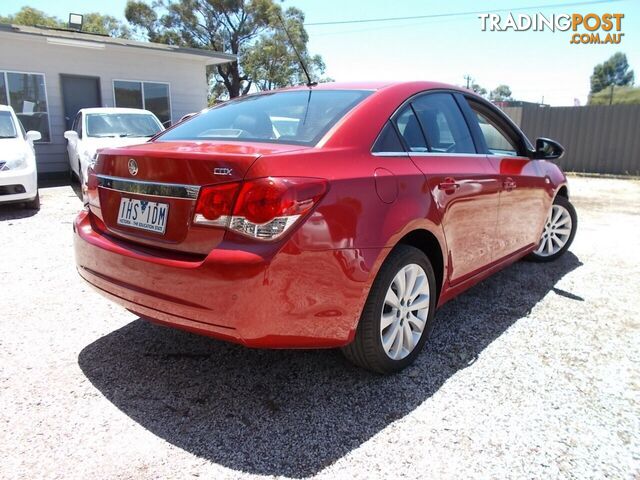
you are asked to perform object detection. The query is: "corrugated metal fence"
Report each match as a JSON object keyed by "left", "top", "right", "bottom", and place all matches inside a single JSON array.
[{"left": 502, "top": 105, "right": 640, "bottom": 175}]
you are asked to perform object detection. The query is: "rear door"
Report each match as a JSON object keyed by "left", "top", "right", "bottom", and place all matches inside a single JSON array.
[
  {"left": 464, "top": 98, "right": 549, "bottom": 260},
  {"left": 395, "top": 92, "right": 501, "bottom": 284}
]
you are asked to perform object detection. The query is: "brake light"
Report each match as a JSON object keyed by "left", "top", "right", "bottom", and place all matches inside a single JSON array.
[
  {"left": 193, "top": 177, "right": 327, "bottom": 240},
  {"left": 193, "top": 182, "right": 241, "bottom": 226}
]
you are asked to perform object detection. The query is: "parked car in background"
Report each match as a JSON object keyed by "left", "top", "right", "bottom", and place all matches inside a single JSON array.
[
  {"left": 74, "top": 81, "right": 577, "bottom": 373},
  {"left": 64, "top": 108, "right": 164, "bottom": 196},
  {"left": 0, "top": 105, "right": 41, "bottom": 209}
]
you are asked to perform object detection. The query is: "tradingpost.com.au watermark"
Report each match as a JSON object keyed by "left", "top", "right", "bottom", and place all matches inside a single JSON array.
[{"left": 479, "top": 12, "right": 625, "bottom": 44}]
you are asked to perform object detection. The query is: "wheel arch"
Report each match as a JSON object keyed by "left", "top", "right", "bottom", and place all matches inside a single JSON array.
[
  {"left": 556, "top": 184, "right": 569, "bottom": 199},
  {"left": 395, "top": 229, "right": 445, "bottom": 303}
]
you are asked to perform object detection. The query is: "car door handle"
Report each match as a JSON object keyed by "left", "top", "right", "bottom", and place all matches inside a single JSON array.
[
  {"left": 438, "top": 178, "right": 460, "bottom": 192},
  {"left": 503, "top": 178, "right": 517, "bottom": 191}
]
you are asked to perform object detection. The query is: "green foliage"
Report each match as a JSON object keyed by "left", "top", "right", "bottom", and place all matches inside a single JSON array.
[
  {"left": 0, "top": 6, "right": 62, "bottom": 28},
  {"left": 470, "top": 82, "right": 487, "bottom": 97},
  {"left": 489, "top": 84, "right": 513, "bottom": 102},
  {"left": 588, "top": 86, "right": 640, "bottom": 105},
  {"left": 590, "top": 52, "right": 634, "bottom": 94},
  {"left": 0, "top": 6, "right": 130, "bottom": 38},
  {"left": 81, "top": 12, "right": 131, "bottom": 38},
  {"left": 125, "top": 0, "right": 326, "bottom": 100}
]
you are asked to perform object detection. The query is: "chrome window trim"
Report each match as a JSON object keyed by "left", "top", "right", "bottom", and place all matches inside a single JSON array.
[
  {"left": 371, "top": 151, "right": 488, "bottom": 157},
  {"left": 97, "top": 175, "right": 200, "bottom": 200}
]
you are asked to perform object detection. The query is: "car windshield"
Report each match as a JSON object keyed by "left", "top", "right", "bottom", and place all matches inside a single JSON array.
[
  {"left": 0, "top": 111, "right": 18, "bottom": 139},
  {"left": 85, "top": 113, "right": 162, "bottom": 138},
  {"left": 157, "top": 90, "right": 373, "bottom": 146}
]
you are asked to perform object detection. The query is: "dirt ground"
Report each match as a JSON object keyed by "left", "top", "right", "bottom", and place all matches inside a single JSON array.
[{"left": 1, "top": 175, "right": 638, "bottom": 479}]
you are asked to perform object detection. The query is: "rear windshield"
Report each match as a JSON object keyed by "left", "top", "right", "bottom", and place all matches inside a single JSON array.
[
  {"left": 86, "top": 113, "right": 163, "bottom": 138},
  {"left": 157, "top": 90, "right": 372, "bottom": 146},
  {"left": 0, "top": 111, "right": 17, "bottom": 139}
]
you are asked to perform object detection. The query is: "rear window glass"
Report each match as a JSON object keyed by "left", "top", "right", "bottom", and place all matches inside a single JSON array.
[{"left": 157, "top": 90, "right": 372, "bottom": 146}]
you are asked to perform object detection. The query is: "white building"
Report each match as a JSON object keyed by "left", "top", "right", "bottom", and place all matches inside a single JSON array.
[{"left": 0, "top": 23, "right": 235, "bottom": 175}]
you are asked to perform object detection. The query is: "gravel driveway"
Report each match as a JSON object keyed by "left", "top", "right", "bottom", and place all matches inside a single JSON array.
[{"left": 1, "top": 175, "right": 638, "bottom": 479}]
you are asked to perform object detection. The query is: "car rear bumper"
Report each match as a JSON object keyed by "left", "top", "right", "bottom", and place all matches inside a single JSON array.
[
  {"left": 74, "top": 210, "right": 383, "bottom": 348},
  {"left": 0, "top": 166, "right": 37, "bottom": 203}
]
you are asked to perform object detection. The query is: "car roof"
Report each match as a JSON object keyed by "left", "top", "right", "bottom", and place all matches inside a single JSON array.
[
  {"left": 275, "top": 80, "right": 465, "bottom": 93},
  {"left": 0, "top": 104, "right": 16, "bottom": 113},
  {"left": 79, "top": 107, "right": 157, "bottom": 115}
]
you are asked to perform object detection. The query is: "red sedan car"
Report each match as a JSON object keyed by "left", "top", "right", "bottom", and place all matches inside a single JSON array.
[{"left": 74, "top": 81, "right": 577, "bottom": 373}]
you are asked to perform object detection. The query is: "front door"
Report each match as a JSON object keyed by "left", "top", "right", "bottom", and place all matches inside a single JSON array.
[
  {"left": 60, "top": 75, "right": 101, "bottom": 130},
  {"left": 394, "top": 92, "right": 501, "bottom": 284},
  {"left": 465, "top": 99, "right": 549, "bottom": 260}
]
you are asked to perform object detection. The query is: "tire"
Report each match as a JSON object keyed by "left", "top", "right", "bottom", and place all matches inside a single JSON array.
[
  {"left": 25, "top": 192, "right": 40, "bottom": 210},
  {"left": 527, "top": 195, "right": 577, "bottom": 263},
  {"left": 342, "top": 245, "right": 437, "bottom": 374}
]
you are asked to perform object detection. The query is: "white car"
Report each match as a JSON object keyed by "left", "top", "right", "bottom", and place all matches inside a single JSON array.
[
  {"left": 0, "top": 105, "right": 42, "bottom": 209},
  {"left": 64, "top": 108, "right": 164, "bottom": 192}
]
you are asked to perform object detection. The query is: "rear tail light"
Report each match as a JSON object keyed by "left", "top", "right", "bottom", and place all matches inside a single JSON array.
[{"left": 193, "top": 177, "right": 327, "bottom": 240}]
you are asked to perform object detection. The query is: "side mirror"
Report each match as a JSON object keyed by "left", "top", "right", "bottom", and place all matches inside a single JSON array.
[
  {"left": 64, "top": 130, "right": 78, "bottom": 141},
  {"left": 26, "top": 130, "right": 41, "bottom": 143},
  {"left": 534, "top": 137, "right": 564, "bottom": 160}
]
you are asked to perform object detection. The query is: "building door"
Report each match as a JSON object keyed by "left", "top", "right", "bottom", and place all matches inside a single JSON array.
[{"left": 60, "top": 75, "right": 101, "bottom": 130}]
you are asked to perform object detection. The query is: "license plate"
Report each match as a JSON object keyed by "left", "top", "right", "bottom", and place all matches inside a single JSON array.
[{"left": 117, "top": 197, "right": 169, "bottom": 234}]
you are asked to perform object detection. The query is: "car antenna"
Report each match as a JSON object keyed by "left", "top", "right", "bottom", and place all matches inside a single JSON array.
[{"left": 277, "top": 11, "right": 317, "bottom": 88}]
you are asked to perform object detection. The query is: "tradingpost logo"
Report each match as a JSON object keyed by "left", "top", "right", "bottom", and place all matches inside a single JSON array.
[{"left": 479, "top": 12, "right": 625, "bottom": 44}]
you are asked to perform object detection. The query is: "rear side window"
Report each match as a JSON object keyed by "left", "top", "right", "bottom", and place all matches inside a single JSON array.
[
  {"left": 158, "top": 90, "right": 372, "bottom": 146},
  {"left": 372, "top": 121, "right": 405, "bottom": 153},
  {"left": 411, "top": 93, "right": 476, "bottom": 154},
  {"left": 395, "top": 106, "right": 428, "bottom": 152}
]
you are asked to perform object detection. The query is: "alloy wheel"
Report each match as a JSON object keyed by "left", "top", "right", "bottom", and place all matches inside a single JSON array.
[
  {"left": 380, "top": 263, "right": 430, "bottom": 360},
  {"left": 535, "top": 204, "right": 573, "bottom": 257}
]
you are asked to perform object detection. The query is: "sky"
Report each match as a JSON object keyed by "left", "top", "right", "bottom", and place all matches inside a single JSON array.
[{"left": 1, "top": 0, "right": 638, "bottom": 105}]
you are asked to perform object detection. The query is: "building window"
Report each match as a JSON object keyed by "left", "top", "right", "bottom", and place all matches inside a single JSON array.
[
  {"left": 113, "top": 80, "right": 171, "bottom": 126},
  {"left": 0, "top": 71, "right": 50, "bottom": 142}
]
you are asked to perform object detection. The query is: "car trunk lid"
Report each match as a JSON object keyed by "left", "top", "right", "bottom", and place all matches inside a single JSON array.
[{"left": 88, "top": 141, "right": 307, "bottom": 255}]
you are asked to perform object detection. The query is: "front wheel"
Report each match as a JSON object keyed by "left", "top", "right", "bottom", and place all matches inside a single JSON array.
[
  {"left": 24, "top": 192, "right": 40, "bottom": 210},
  {"left": 342, "top": 245, "right": 437, "bottom": 374},
  {"left": 527, "top": 195, "right": 577, "bottom": 262}
]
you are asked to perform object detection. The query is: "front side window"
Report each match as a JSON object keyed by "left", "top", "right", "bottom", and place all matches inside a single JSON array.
[
  {"left": 474, "top": 111, "right": 518, "bottom": 156},
  {"left": 0, "top": 111, "right": 18, "bottom": 138},
  {"left": 158, "top": 90, "right": 372, "bottom": 146},
  {"left": 85, "top": 113, "right": 163, "bottom": 138},
  {"left": 411, "top": 93, "right": 475, "bottom": 154},
  {"left": 114, "top": 80, "right": 171, "bottom": 125},
  {"left": 0, "top": 71, "right": 50, "bottom": 141}
]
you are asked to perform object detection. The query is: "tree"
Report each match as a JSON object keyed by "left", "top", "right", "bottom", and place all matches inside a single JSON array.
[
  {"left": 490, "top": 84, "right": 513, "bottom": 102},
  {"left": 588, "top": 85, "right": 640, "bottom": 105},
  {"left": 0, "top": 6, "right": 62, "bottom": 28},
  {"left": 82, "top": 12, "right": 132, "bottom": 38},
  {"left": 590, "top": 52, "right": 635, "bottom": 94},
  {"left": 0, "top": 6, "right": 130, "bottom": 38},
  {"left": 125, "top": 0, "right": 326, "bottom": 100},
  {"left": 243, "top": 7, "right": 325, "bottom": 91},
  {"left": 470, "top": 82, "right": 487, "bottom": 97}
]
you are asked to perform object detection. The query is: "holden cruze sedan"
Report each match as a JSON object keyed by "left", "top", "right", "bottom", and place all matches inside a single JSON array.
[{"left": 74, "top": 81, "right": 577, "bottom": 373}]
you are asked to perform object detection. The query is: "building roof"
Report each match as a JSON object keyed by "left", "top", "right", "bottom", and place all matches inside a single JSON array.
[{"left": 0, "top": 23, "right": 236, "bottom": 66}]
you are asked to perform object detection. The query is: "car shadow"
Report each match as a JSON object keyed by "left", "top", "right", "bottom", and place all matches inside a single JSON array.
[
  {"left": 78, "top": 252, "right": 582, "bottom": 477},
  {"left": 0, "top": 203, "right": 39, "bottom": 220}
]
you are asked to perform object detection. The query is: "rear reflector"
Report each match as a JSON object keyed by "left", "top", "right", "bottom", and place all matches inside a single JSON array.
[{"left": 193, "top": 177, "right": 327, "bottom": 240}]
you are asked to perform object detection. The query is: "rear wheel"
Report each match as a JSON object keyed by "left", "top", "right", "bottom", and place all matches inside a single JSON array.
[
  {"left": 527, "top": 195, "right": 577, "bottom": 262},
  {"left": 342, "top": 245, "right": 437, "bottom": 374}
]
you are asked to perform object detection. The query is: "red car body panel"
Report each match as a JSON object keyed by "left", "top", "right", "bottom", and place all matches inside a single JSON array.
[{"left": 74, "top": 81, "right": 568, "bottom": 348}]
